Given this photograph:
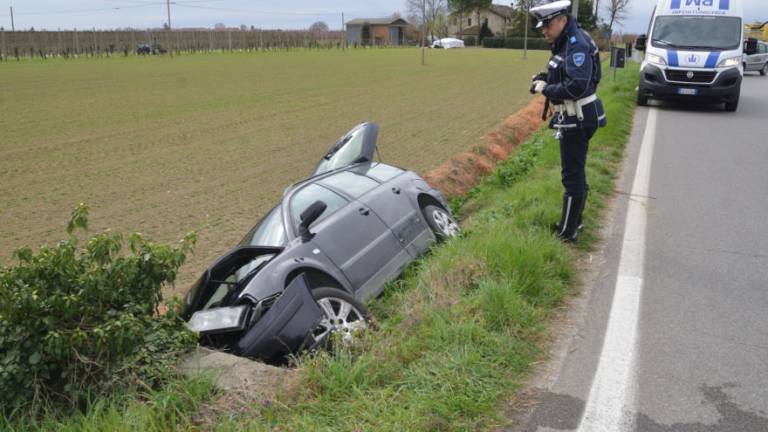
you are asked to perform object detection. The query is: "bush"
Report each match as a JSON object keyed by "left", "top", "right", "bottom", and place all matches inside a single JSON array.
[
  {"left": 463, "top": 36, "right": 477, "bottom": 47},
  {"left": 0, "top": 204, "right": 198, "bottom": 413},
  {"left": 482, "top": 37, "right": 551, "bottom": 50}
]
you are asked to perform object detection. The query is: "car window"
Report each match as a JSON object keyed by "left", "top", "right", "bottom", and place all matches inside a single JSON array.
[
  {"left": 318, "top": 171, "right": 380, "bottom": 198},
  {"left": 289, "top": 183, "right": 349, "bottom": 229},
  {"left": 239, "top": 205, "right": 286, "bottom": 247},
  {"left": 761, "top": 44, "right": 768, "bottom": 54},
  {"left": 365, "top": 163, "right": 404, "bottom": 182}
]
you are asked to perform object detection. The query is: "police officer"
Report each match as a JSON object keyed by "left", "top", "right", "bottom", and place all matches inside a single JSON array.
[{"left": 529, "top": 0, "right": 606, "bottom": 242}]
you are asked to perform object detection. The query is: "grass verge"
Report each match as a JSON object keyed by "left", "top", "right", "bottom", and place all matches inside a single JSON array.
[{"left": 1, "top": 63, "right": 639, "bottom": 431}]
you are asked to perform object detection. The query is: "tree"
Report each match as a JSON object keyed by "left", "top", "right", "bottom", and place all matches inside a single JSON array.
[
  {"left": 509, "top": 0, "right": 539, "bottom": 38},
  {"left": 408, "top": 0, "right": 448, "bottom": 43},
  {"left": 309, "top": 21, "right": 329, "bottom": 35},
  {"left": 448, "top": 0, "right": 474, "bottom": 35},
  {"left": 577, "top": 0, "right": 598, "bottom": 32},
  {"left": 604, "top": 0, "right": 631, "bottom": 36}
]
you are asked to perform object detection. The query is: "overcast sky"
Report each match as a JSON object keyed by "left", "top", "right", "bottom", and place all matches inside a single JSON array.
[{"left": 1, "top": 1, "right": 767, "bottom": 33}]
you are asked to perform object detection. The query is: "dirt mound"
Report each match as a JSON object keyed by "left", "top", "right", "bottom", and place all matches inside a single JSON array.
[{"left": 422, "top": 97, "right": 547, "bottom": 198}]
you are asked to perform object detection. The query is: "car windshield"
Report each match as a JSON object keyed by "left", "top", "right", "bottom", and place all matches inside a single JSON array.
[
  {"left": 652, "top": 16, "right": 741, "bottom": 50},
  {"left": 239, "top": 205, "right": 286, "bottom": 247}
]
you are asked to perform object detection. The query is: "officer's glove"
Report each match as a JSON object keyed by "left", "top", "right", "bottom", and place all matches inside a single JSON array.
[
  {"left": 531, "top": 72, "right": 548, "bottom": 83},
  {"left": 530, "top": 80, "right": 547, "bottom": 95}
]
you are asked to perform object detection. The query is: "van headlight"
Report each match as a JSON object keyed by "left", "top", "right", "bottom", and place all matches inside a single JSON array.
[
  {"left": 646, "top": 53, "right": 667, "bottom": 66},
  {"left": 717, "top": 56, "right": 741, "bottom": 68},
  {"left": 187, "top": 305, "right": 249, "bottom": 334}
]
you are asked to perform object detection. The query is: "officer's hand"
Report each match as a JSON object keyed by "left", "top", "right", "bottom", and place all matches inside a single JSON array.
[{"left": 531, "top": 80, "right": 547, "bottom": 95}]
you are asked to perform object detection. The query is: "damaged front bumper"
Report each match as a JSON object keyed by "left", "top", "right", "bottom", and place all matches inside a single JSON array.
[{"left": 188, "top": 274, "right": 323, "bottom": 363}]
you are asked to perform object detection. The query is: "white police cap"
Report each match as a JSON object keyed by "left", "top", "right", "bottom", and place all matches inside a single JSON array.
[{"left": 530, "top": 0, "right": 572, "bottom": 28}]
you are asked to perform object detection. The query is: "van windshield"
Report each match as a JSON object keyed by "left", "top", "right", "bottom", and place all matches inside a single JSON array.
[{"left": 652, "top": 16, "right": 742, "bottom": 50}]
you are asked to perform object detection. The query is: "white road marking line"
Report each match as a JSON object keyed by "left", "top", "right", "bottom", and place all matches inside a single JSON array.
[{"left": 576, "top": 107, "right": 658, "bottom": 432}]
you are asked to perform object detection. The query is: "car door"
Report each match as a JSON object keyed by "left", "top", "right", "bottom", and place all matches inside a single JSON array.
[
  {"left": 288, "top": 182, "right": 403, "bottom": 301},
  {"left": 352, "top": 164, "right": 428, "bottom": 259},
  {"left": 312, "top": 122, "right": 378, "bottom": 176}
]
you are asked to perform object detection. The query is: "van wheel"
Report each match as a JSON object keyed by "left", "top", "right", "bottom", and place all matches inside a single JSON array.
[
  {"left": 637, "top": 91, "right": 649, "bottom": 107},
  {"left": 761, "top": 63, "right": 767, "bottom": 76},
  {"left": 724, "top": 96, "right": 739, "bottom": 112}
]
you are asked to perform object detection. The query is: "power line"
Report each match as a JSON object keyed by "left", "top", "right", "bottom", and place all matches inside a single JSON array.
[
  {"left": 12, "top": 3, "right": 163, "bottom": 17},
  {"left": 173, "top": 3, "right": 355, "bottom": 17}
]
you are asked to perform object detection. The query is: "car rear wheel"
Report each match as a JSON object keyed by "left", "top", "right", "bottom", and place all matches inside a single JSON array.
[
  {"left": 421, "top": 204, "right": 460, "bottom": 241},
  {"left": 310, "top": 287, "right": 368, "bottom": 348},
  {"left": 761, "top": 63, "right": 767, "bottom": 76}
]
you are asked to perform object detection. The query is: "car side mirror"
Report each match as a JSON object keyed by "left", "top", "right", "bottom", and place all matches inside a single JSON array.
[
  {"left": 636, "top": 34, "right": 647, "bottom": 52},
  {"left": 299, "top": 201, "right": 327, "bottom": 242}
]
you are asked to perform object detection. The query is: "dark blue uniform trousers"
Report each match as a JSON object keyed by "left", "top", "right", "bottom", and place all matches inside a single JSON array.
[{"left": 559, "top": 127, "right": 596, "bottom": 197}]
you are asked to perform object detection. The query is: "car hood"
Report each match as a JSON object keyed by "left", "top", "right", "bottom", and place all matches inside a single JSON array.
[{"left": 182, "top": 246, "right": 283, "bottom": 320}]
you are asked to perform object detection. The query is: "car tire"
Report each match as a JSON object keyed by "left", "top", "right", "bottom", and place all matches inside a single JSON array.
[
  {"left": 421, "top": 204, "right": 461, "bottom": 241},
  {"left": 724, "top": 92, "right": 740, "bottom": 112},
  {"left": 761, "top": 63, "right": 767, "bottom": 76},
  {"left": 309, "top": 287, "right": 368, "bottom": 349}
]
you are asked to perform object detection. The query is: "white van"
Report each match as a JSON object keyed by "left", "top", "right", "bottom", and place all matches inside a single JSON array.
[{"left": 635, "top": 0, "right": 744, "bottom": 111}]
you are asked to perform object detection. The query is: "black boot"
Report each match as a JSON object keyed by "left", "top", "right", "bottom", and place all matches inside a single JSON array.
[
  {"left": 555, "top": 194, "right": 586, "bottom": 242},
  {"left": 552, "top": 191, "right": 588, "bottom": 234}
]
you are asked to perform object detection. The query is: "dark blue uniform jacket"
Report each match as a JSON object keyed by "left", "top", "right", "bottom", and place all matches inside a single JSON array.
[{"left": 543, "top": 17, "right": 607, "bottom": 131}]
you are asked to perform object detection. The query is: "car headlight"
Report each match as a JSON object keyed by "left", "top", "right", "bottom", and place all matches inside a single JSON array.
[
  {"left": 717, "top": 56, "right": 740, "bottom": 68},
  {"left": 187, "top": 305, "right": 249, "bottom": 334},
  {"left": 647, "top": 53, "right": 667, "bottom": 66}
]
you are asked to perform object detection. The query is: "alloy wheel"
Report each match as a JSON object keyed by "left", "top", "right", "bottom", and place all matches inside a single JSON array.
[
  {"left": 432, "top": 209, "right": 460, "bottom": 238},
  {"left": 311, "top": 297, "right": 367, "bottom": 345}
]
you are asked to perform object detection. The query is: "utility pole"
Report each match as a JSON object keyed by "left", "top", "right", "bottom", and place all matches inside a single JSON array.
[
  {"left": 572, "top": 0, "right": 579, "bottom": 20},
  {"left": 166, "top": 0, "right": 173, "bottom": 56},
  {"left": 341, "top": 12, "right": 345, "bottom": 51},
  {"left": 421, "top": 0, "right": 426, "bottom": 65},
  {"left": 522, "top": 1, "right": 529, "bottom": 59},
  {"left": 10, "top": 6, "right": 15, "bottom": 32}
]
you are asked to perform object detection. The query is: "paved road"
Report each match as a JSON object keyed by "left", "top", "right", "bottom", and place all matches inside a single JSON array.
[{"left": 511, "top": 73, "right": 768, "bottom": 431}]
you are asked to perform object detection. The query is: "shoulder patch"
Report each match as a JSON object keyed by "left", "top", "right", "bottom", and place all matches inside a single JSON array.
[
  {"left": 572, "top": 52, "right": 586, "bottom": 67},
  {"left": 570, "top": 36, "right": 577, "bottom": 44}
]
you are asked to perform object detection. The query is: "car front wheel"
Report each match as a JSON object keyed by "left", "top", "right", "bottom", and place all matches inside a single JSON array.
[
  {"left": 310, "top": 287, "right": 368, "bottom": 348},
  {"left": 422, "top": 204, "right": 461, "bottom": 241},
  {"left": 761, "top": 63, "right": 767, "bottom": 76}
]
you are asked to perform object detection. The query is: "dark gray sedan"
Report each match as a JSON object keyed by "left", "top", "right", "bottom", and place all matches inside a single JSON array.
[{"left": 183, "top": 122, "right": 460, "bottom": 363}]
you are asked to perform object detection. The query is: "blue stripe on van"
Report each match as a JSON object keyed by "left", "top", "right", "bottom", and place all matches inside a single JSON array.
[
  {"left": 668, "top": 50, "right": 679, "bottom": 67},
  {"left": 719, "top": 0, "right": 730, "bottom": 10},
  {"left": 704, "top": 52, "right": 720, "bottom": 68},
  {"left": 671, "top": 0, "right": 681, "bottom": 9}
]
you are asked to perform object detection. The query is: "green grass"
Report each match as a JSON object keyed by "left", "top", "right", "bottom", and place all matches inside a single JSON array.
[
  {"left": 0, "top": 48, "right": 549, "bottom": 293},
  {"left": 1, "top": 62, "right": 639, "bottom": 431}
]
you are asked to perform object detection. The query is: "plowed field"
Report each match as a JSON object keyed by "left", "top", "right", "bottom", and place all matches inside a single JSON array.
[{"left": 0, "top": 48, "right": 549, "bottom": 292}]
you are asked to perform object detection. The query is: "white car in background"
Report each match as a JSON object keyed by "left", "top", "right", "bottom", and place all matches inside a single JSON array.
[{"left": 431, "top": 38, "right": 465, "bottom": 49}]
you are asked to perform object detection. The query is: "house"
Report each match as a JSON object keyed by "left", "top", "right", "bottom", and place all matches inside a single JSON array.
[
  {"left": 448, "top": 5, "right": 514, "bottom": 39},
  {"left": 346, "top": 17, "right": 409, "bottom": 46}
]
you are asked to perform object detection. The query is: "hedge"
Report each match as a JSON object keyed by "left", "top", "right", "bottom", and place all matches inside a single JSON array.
[{"left": 482, "top": 37, "right": 551, "bottom": 50}]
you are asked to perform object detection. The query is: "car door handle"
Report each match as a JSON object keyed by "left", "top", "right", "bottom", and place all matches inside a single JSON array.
[
  {"left": 391, "top": 187, "right": 401, "bottom": 194},
  {"left": 358, "top": 207, "right": 370, "bottom": 216}
]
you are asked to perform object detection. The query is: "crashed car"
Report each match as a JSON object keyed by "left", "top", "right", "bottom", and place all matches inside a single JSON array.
[{"left": 182, "top": 122, "right": 460, "bottom": 363}]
